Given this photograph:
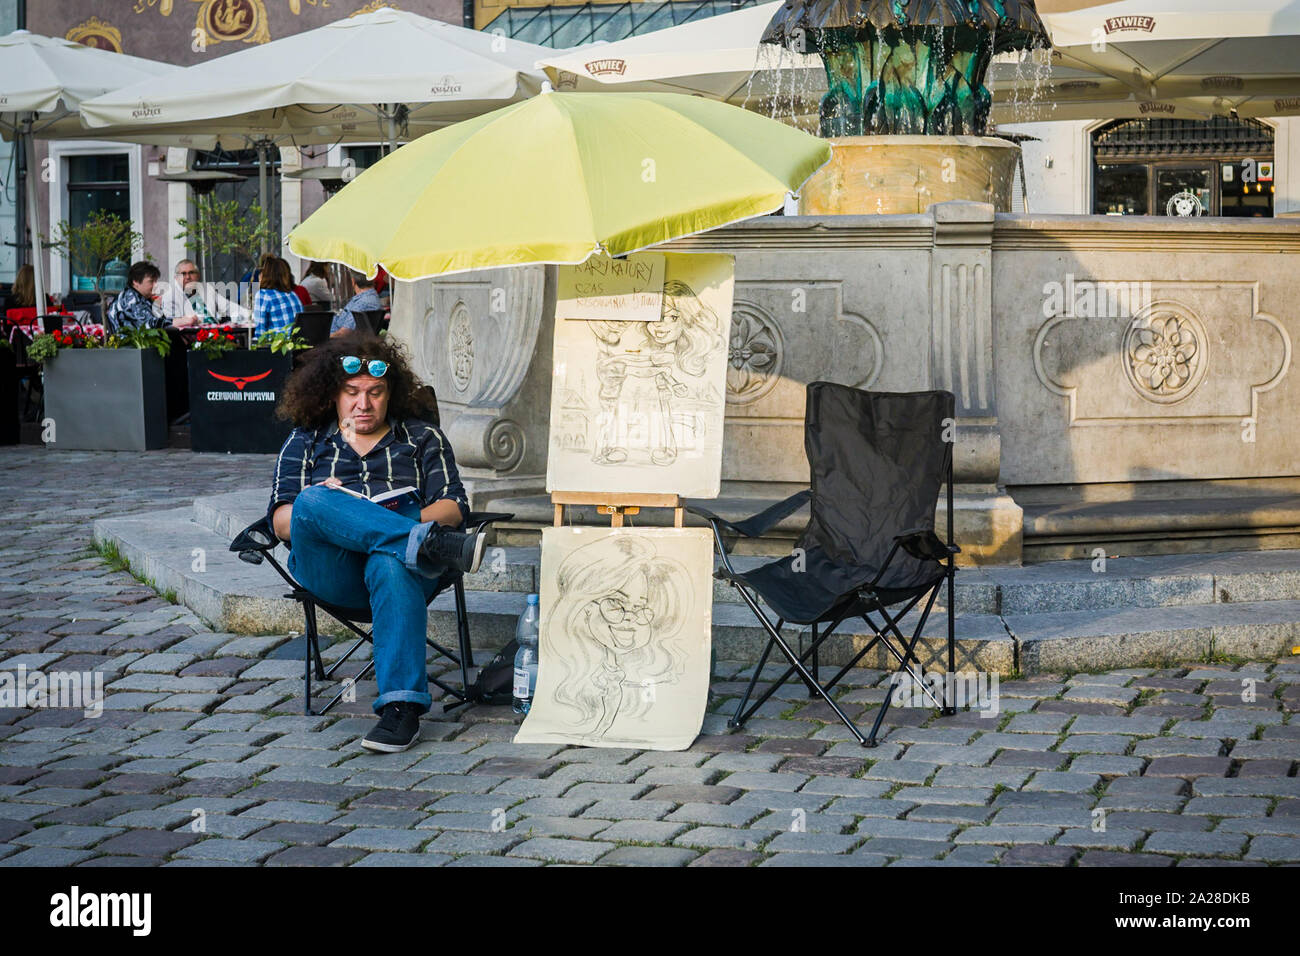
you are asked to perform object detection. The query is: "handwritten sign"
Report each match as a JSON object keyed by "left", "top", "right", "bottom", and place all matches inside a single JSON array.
[{"left": 556, "top": 252, "right": 665, "bottom": 324}]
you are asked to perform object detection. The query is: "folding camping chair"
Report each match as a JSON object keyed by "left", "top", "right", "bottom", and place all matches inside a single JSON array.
[
  {"left": 687, "top": 383, "right": 959, "bottom": 747},
  {"left": 229, "top": 510, "right": 513, "bottom": 715}
]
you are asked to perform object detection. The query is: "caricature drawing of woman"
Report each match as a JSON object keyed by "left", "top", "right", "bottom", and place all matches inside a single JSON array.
[
  {"left": 589, "top": 279, "right": 723, "bottom": 466},
  {"left": 547, "top": 535, "right": 691, "bottom": 739}
]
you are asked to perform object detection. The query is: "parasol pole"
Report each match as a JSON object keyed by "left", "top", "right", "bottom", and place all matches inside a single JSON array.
[{"left": 22, "top": 114, "right": 48, "bottom": 330}]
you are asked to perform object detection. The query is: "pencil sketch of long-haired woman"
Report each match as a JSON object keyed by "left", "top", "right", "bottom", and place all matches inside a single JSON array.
[{"left": 546, "top": 534, "right": 691, "bottom": 739}]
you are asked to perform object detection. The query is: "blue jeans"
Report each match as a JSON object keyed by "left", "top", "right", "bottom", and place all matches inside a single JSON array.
[{"left": 286, "top": 485, "right": 456, "bottom": 714}]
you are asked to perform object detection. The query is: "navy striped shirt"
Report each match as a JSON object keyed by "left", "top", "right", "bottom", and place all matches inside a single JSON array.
[{"left": 267, "top": 417, "right": 469, "bottom": 526}]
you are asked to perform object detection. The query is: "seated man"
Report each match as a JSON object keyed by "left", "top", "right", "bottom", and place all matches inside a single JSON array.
[
  {"left": 329, "top": 270, "right": 383, "bottom": 337},
  {"left": 158, "top": 259, "right": 250, "bottom": 326},
  {"left": 268, "top": 333, "right": 486, "bottom": 752},
  {"left": 157, "top": 260, "right": 203, "bottom": 327}
]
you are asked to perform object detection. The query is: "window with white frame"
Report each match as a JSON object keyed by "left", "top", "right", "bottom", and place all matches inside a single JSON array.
[{"left": 47, "top": 142, "right": 143, "bottom": 295}]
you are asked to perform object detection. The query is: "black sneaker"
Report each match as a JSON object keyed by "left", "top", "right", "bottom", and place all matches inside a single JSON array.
[
  {"left": 418, "top": 525, "right": 487, "bottom": 574},
  {"left": 362, "top": 702, "right": 421, "bottom": 753}
]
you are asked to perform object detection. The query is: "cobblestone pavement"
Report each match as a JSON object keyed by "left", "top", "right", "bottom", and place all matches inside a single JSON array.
[{"left": 0, "top": 447, "right": 1298, "bottom": 867}]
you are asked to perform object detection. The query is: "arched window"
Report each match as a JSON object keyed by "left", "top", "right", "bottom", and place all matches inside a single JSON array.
[{"left": 1092, "top": 117, "right": 1274, "bottom": 217}]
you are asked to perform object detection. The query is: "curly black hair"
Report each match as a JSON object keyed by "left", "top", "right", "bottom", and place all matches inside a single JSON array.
[{"left": 275, "top": 331, "right": 439, "bottom": 430}]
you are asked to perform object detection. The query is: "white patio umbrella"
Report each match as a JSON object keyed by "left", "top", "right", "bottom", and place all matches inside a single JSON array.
[
  {"left": 992, "top": 87, "right": 1300, "bottom": 123},
  {"left": 1042, "top": 0, "right": 1300, "bottom": 100},
  {"left": 538, "top": 2, "right": 822, "bottom": 114},
  {"left": 79, "top": 6, "right": 553, "bottom": 215},
  {"left": 0, "top": 30, "right": 179, "bottom": 322}
]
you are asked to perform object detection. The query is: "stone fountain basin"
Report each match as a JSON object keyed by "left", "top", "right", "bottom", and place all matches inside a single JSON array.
[{"left": 799, "top": 135, "right": 1021, "bottom": 215}]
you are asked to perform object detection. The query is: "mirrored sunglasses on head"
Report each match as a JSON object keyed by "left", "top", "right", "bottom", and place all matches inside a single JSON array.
[{"left": 341, "top": 355, "right": 388, "bottom": 377}]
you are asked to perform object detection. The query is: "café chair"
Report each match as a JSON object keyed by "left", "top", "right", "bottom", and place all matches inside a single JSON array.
[
  {"left": 4, "top": 309, "right": 63, "bottom": 334},
  {"left": 352, "top": 309, "right": 388, "bottom": 336},
  {"left": 2, "top": 321, "right": 41, "bottom": 422},
  {"left": 293, "top": 310, "right": 334, "bottom": 346},
  {"left": 687, "top": 383, "right": 960, "bottom": 747},
  {"left": 229, "top": 510, "right": 515, "bottom": 716}
]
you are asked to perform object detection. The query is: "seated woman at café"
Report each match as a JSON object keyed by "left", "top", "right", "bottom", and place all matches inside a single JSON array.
[
  {"left": 300, "top": 261, "right": 333, "bottom": 306},
  {"left": 105, "top": 261, "right": 167, "bottom": 333},
  {"left": 5, "top": 264, "right": 54, "bottom": 321},
  {"left": 289, "top": 268, "right": 313, "bottom": 310},
  {"left": 239, "top": 252, "right": 276, "bottom": 306},
  {"left": 253, "top": 256, "right": 304, "bottom": 338}
]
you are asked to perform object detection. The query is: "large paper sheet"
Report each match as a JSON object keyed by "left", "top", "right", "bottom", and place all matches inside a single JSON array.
[
  {"left": 515, "top": 526, "right": 714, "bottom": 751},
  {"left": 547, "top": 252, "right": 734, "bottom": 498}
]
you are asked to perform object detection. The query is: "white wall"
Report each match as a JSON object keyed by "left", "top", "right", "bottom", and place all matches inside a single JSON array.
[
  {"left": 1000, "top": 119, "right": 1093, "bottom": 214},
  {"left": 1274, "top": 118, "right": 1300, "bottom": 217}
]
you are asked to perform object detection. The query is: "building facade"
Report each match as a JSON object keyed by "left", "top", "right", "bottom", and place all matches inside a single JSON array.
[
  {"left": 10, "top": 0, "right": 463, "bottom": 289},
  {"left": 4, "top": 0, "right": 1298, "bottom": 292}
]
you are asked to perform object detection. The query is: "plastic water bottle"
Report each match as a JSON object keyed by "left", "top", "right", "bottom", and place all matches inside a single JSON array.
[{"left": 512, "top": 593, "right": 540, "bottom": 714}]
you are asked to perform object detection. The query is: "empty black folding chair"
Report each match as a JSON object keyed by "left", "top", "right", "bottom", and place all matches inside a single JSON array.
[
  {"left": 229, "top": 511, "right": 513, "bottom": 715},
  {"left": 688, "top": 383, "right": 959, "bottom": 747}
]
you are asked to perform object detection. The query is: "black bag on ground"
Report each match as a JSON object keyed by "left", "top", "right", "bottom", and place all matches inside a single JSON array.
[{"left": 466, "top": 639, "right": 518, "bottom": 705}]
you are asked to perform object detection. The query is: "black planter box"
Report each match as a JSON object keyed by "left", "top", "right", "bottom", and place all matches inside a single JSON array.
[
  {"left": 187, "top": 349, "right": 294, "bottom": 454},
  {"left": 44, "top": 348, "right": 168, "bottom": 450},
  {"left": 0, "top": 346, "right": 18, "bottom": 445}
]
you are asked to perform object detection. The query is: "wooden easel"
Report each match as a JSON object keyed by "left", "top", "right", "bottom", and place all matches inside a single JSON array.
[{"left": 552, "top": 491, "right": 684, "bottom": 529}]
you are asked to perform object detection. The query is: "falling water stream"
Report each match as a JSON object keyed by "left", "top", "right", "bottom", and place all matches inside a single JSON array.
[{"left": 736, "top": 1, "right": 1058, "bottom": 134}]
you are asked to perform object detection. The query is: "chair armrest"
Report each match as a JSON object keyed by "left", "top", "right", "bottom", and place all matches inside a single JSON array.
[
  {"left": 467, "top": 511, "right": 514, "bottom": 532},
  {"left": 685, "top": 490, "right": 810, "bottom": 539},
  {"left": 893, "top": 527, "right": 961, "bottom": 561},
  {"left": 229, "top": 516, "right": 277, "bottom": 554}
]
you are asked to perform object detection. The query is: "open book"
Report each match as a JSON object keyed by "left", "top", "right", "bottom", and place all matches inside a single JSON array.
[{"left": 328, "top": 483, "right": 422, "bottom": 520}]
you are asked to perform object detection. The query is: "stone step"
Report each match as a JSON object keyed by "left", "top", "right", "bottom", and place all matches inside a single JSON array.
[
  {"left": 94, "top": 507, "right": 532, "bottom": 645},
  {"left": 92, "top": 505, "right": 1010, "bottom": 671},
  {"left": 91, "top": 505, "right": 1300, "bottom": 675},
  {"left": 193, "top": 490, "right": 1300, "bottom": 616},
  {"left": 1020, "top": 491, "right": 1300, "bottom": 561},
  {"left": 966, "top": 549, "right": 1300, "bottom": 615},
  {"left": 1009, "top": 601, "right": 1300, "bottom": 674}
]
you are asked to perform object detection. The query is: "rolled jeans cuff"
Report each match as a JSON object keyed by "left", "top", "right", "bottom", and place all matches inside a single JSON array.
[
  {"left": 404, "top": 523, "right": 446, "bottom": 579},
  {"left": 374, "top": 689, "right": 431, "bottom": 715}
]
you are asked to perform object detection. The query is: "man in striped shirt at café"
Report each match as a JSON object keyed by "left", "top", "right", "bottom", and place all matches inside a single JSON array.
[{"left": 267, "top": 332, "right": 486, "bottom": 752}]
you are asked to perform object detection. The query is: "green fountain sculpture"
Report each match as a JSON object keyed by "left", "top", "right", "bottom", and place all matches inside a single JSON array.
[
  {"left": 763, "top": 0, "right": 1050, "bottom": 136},
  {"left": 762, "top": 0, "right": 1051, "bottom": 212}
]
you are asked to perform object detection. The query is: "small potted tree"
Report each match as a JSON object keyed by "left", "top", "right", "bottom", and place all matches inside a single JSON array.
[
  {"left": 47, "top": 210, "right": 146, "bottom": 323},
  {"left": 174, "top": 196, "right": 274, "bottom": 314}
]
